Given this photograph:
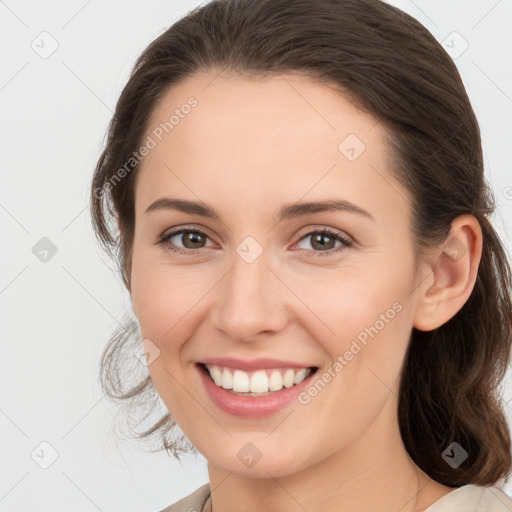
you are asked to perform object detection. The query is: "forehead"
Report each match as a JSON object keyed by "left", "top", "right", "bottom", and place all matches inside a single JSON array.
[
  {"left": 144, "top": 71, "right": 379, "bottom": 158},
  {"left": 135, "top": 71, "right": 409, "bottom": 227}
]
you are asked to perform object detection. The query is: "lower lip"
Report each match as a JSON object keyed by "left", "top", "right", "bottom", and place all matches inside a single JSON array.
[{"left": 197, "top": 364, "right": 317, "bottom": 418}]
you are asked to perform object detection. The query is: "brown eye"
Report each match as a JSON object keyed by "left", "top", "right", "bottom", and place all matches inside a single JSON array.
[
  {"left": 157, "top": 228, "right": 214, "bottom": 255},
  {"left": 179, "top": 231, "right": 207, "bottom": 249},
  {"left": 295, "top": 228, "right": 352, "bottom": 257},
  {"left": 309, "top": 232, "right": 337, "bottom": 251}
]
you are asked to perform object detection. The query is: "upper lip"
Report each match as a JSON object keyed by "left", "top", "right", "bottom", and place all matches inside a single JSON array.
[{"left": 199, "top": 357, "right": 317, "bottom": 372}]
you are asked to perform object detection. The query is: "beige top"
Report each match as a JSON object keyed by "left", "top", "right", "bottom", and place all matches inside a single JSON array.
[
  {"left": 160, "top": 483, "right": 211, "bottom": 512},
  {"left": 159, "top": 483, "right": 512, "bottom": 512}
]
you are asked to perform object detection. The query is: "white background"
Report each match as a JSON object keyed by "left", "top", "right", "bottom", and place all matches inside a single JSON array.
[{"left": 1, "top": 0, "right": 511, "bottom": 510}]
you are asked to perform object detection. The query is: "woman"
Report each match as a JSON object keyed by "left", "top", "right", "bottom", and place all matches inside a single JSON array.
[{"left": 90, "top": 0, "right": 512, "bottom": 510}]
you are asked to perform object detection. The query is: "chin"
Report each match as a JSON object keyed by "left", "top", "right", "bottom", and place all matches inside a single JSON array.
[{"left": 199, "top": 436, "right": 314, "bottom": 479}]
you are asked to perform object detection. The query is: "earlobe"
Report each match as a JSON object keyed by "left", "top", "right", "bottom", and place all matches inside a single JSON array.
[{"left": 413, "top": 214, "right": 483, "bottom": 332}]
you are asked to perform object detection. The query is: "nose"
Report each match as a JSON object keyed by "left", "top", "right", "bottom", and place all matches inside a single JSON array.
[{"left": 211, "top": 246, "right": 290, "bottom": 342}]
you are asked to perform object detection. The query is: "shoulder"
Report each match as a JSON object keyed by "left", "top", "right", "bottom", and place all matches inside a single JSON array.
[
  {"left": 424, "top": 484, "right": 512, "bottom": 512},
  {"left": 478, "top": 485, "right": 512, "bottom": 511},
  {"left": 158, "top": 483, "right": 211, "bottom": 512}
]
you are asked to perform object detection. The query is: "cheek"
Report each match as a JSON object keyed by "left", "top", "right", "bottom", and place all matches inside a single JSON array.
[
  {"left": 301, "top": 268, "right": 412, "bottom": 379},
  {"left": 130, "top": 247, "right": 210, "bottom": 342},
  {"left": 130, "top": 259, "right": 204, "bottom": 416}
]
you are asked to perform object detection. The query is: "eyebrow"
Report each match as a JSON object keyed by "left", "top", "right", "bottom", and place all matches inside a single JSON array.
[{"left": 144, "top": 197, "right": 375, "bottom": 223}]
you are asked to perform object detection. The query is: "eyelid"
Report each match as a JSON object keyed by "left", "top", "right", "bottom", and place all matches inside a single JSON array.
[
  {"left": 158, "top": 223, "right": 216, "bottom": 242},
  {"left": 157, "top": 225, "right": 351, "bottom": 244},
  {"left": 291, "top": 226, "right": 353, "bottom": 257},
  {"left": 156, "top": 223, "right": 354, "bottom": 258},
  {"left": 294, "top": 225, "right": 353, "bottom": 244}
]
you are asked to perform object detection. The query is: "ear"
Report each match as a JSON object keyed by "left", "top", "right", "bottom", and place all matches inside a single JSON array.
[{"left": 413, "top": 214, "right": 483, "bottom": 331}]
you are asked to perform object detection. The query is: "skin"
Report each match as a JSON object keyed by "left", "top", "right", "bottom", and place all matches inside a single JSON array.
[{"left": 128, "top": 71, "right": 483, "bottom": 512}]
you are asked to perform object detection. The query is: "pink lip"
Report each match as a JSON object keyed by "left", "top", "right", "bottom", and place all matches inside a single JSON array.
[
  {"left": 196, "top": 363, "right": 318, "bottom": 418},
  {"left": 200, "top": 357, "right": 315, "bottom": 372}
]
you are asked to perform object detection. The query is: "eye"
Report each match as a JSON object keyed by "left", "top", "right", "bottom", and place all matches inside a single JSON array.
[
  {"left": 156, "top": 227, "right": 214, "bottom": 256},
  {"left": 156, "top": 226, "right": 353, "bottom": 257},
  {"left": 293, "top": 227, "right": 352, "bottom": 257}
]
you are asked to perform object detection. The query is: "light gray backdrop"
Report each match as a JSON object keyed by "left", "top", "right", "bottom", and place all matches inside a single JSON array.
[{"left": 1, "top": 0, "right": 511, "bottom": 510}]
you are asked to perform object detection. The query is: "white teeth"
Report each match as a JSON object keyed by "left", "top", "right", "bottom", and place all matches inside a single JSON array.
[
  {"left": 221, "top": 368, "right": 233, "bottom": 390},
  {"left": 268, "top": 370, "right": 283, "bottom": 391},
  {"left": 210, "top": 366, "right": 223, "bottom": 386},
  {"left": 282, "top": 369, "right": 295, "bottom": 388},
  {"left": 294, "top": 368, "right": 308, "bottom": 385},
  {"left": 233, "top": 370, "right": 250, "bottom": 392},
  {"left": 250, "top": 370, "right": 269, "bottom": 393},
  {"left": 204, "top": 364, "right": 313, "bottom": 394}
]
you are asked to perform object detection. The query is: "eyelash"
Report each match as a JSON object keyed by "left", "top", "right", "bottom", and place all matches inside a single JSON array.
[{"left": 156, "top": 226, "right": 353, "bottom": 258}]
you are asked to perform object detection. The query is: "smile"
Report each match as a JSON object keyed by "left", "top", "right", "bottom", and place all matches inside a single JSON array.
[{"left": 202, "top": 363, "right": 316, "bottom": 396}]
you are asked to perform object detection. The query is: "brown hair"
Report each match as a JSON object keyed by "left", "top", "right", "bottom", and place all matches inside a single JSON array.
[{"left": 90, "top": 0, "right": 512, "bottom": 486}]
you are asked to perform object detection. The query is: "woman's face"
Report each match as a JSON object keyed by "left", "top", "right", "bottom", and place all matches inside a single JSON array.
[{"left": 130, "top": 71, "right": 424, "bottom": 477}]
